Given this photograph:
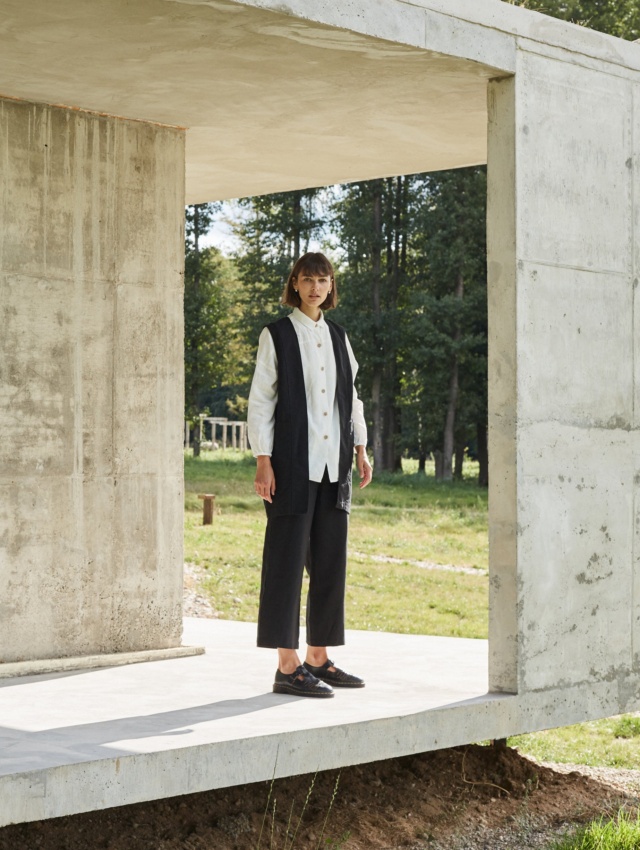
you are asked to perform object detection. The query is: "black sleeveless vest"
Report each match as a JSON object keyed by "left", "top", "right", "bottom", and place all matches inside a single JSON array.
[{"left": 266, "top": 316, "right": 354, "bottom": 516}]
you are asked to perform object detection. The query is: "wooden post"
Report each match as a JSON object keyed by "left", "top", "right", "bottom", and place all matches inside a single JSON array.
[
  {"left": 197, "top": 493, "right": 216, "bottom": 525},
  {"left": 232, "top": 423, "right": 237, "bottom": 449},
  {"left": 222, "top": 423, "right": 227, "bottom": 450}
]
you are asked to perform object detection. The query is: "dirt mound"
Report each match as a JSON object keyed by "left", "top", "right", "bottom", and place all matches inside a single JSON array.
[{"left": 0, "top": 745, "right": 635, "bottom": 850}]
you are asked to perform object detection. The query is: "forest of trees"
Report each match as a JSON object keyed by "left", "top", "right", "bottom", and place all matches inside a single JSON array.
[{"left": 184, "top": 0, "right": 639, "bottom": 482}]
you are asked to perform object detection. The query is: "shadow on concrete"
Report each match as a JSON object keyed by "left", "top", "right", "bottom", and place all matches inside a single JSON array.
[{"left": 0, "top": 692, "right": 295, "bottom": 773}]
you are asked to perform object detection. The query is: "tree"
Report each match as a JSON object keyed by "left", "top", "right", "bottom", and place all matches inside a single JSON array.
[
  {"left": 184, "top": 203, "right": 247, "bottom": 455},
  {"left": 505, "top": 0, "right": 640, "bottom": 39},
  {"left": 333, "top": 176, "right": 415, "bottom": 473},
  {"left": 233, "top": 188, "right": 325, "bottom": 356},
  {"left": 404, "top": 168, "right": 487, "bottom": 482}
]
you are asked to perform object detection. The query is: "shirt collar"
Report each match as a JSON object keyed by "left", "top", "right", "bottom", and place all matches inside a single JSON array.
[{"left": 291, "top": 306, "right": 327, "bottom": 330}]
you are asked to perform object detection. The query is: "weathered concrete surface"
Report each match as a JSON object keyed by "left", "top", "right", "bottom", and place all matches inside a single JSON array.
[
  {"left": 0, "top": 0, "right": 637, "bottom": 202},
  {"left": 1, "top": 619, "right": 636, "bottom": 826},
  {"left": 0, "top": 645, "right": 204, "bottom": 680},
  {"left": 0, "top": 618, "right": 601, "bottom": 825},
  {"left": 0, "top": 98, "right": 186, "bottom": 663},
  {"left": 487, "top": 39, "right": 640, "bottom": 695},
  {"left": 1, "top": 0, "right": 640, "bottom": 821},
  {"left": 0, "top": 0, "right": 511, "bottom": 202}
]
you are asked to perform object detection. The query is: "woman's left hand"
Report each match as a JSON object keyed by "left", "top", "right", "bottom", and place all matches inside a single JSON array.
[{"left": 356, "top": 446, "right": 373, "bottom": 489}]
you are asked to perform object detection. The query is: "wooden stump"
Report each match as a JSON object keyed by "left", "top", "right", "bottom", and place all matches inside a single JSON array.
[{"left": 197, "top": 493, "right": 216, "bottom": 525}]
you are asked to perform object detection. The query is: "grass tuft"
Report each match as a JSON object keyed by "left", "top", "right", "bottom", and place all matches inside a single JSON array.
[
  {"left": 552, "top": 810, "right": 640, "bottom": 849},
  {"left": 612, "top": 716, "right": 640, "bottom": 740}
]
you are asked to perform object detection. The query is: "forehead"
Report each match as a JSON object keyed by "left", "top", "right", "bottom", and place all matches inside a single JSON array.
[{"left": 297, "top": 266, "right": 331, "bottom": 278}]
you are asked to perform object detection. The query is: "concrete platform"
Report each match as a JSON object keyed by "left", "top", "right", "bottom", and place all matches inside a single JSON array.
[{"left": 0, "top": 617, "right": 513, "bottom": 827}]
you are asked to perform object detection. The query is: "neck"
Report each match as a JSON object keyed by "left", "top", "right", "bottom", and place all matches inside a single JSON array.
[{"left": 299, "top": 303, "right": 322, "bottom": 322}]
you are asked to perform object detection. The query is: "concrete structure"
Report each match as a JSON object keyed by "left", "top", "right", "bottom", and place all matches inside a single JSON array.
[
  {"left": 0, "top": 619, "right": 524, "bottom": 825},
  {"left": 0, "top": 0, "right": 640, "bottom": 826}
]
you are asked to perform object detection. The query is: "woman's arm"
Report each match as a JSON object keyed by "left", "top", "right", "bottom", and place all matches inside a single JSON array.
[
  {"left": 248, "top": 329, "right": 278, "bottom": 502},
  {"left": 345, "top": 335, "right": 372, "bottom": 489}
]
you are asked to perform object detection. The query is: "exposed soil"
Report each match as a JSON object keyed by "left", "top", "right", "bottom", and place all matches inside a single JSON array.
[{"left": 2, "top": 744, "right": 639, "bottom": 850}]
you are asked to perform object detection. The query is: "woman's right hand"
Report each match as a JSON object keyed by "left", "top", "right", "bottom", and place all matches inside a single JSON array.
[{"left": 254, "top": 456, "right": 276, "bottom": 503}]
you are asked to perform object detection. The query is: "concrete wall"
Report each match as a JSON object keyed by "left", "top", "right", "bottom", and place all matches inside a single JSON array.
[
  {"left": 0, "top": 99, "right": 186, "bottom": 663},
  {"left": 488, "top": 39, "right": 640, "bottom": 702}
]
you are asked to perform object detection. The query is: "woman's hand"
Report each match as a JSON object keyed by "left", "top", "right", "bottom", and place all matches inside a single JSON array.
[
  {"left": 255, "top": 456, "right": 276, "bottom": 503},
  {"left": 356, "top": 446, "right": 373, "bottom": 489}
]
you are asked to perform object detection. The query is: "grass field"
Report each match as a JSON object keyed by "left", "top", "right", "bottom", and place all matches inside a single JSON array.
[
  {"left": 184, "top": 450, "right": 488, "bottom": 638},
  {"left": 184, "top": 450, "right": 640, "bottom": 771}
]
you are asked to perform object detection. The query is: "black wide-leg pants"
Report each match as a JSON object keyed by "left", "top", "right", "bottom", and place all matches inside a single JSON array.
[{"left": 257, "top": 470, "right": 348, "bottom": 649}]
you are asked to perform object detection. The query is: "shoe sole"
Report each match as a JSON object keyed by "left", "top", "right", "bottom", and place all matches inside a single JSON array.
[
  {"left": 317, "top": 679, "right": 365, "bottom": 688},
  {"left": 273, "top": 683, "right": 334, "bottom": 698}
]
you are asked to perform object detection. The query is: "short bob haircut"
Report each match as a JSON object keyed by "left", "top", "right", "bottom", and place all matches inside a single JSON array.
[{"left": 281, "top": 252, "right": 338, "bottom": 311}]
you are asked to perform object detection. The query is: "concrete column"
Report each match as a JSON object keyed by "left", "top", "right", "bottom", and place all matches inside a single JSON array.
[
  {"left": 487, "top": 74, "right": 518, "bottom": 694},
  {"left": 511, "top": 51, "right": 637, "bottom": 695},
  {"left": 0, "top": 98, "right": 187, "bottom": 665}
]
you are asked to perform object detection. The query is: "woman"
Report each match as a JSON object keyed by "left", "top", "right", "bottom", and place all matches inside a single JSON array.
[{"left": 247, "top": 252, "right": 372, "bottom": 698}]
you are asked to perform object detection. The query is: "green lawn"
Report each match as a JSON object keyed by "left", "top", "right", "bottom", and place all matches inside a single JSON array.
[
  {"left": 184, "top": 450, "right": 488, "bottom": 638},
  {"left": 184, "top": 450, "right": 640, "bottom": 771},
  {"left": 509, "top": 716, "right": 640, "bottom": 770}
]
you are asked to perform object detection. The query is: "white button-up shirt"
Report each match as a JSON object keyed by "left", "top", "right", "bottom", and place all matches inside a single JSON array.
[{"left": 247, "top": 308, "right": 367, "bottom": 483}]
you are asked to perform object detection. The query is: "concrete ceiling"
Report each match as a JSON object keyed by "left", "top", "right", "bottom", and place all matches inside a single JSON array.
[{"left": 0, "top": 0, "right": 510, "bottom": 201}]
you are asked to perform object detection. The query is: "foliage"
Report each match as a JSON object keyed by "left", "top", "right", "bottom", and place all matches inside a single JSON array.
[
  {"left": 184, "top": 204, "right": 251, "bottom": 437},
  {"left": 185, "top": 171, "right": 489, "bottom": 483},
  {"left": 403, "top": 167, "right": 488, "bottom": 480},
  {"left": 552, "top": 810, "right": 640, "bottom": 850},
  {"left": 232, "top": 188, "right": 325, "bottom": 355},
  {"left": 504, "top": 0, "right": 640, "bottom": 40},
  {"left": 332, "top": 169, "right": 488, "bottom": 480}
]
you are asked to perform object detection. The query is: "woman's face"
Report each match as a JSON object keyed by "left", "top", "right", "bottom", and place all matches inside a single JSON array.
[{"left": 294, "top": 271, "right": 332, "bottom": 316}]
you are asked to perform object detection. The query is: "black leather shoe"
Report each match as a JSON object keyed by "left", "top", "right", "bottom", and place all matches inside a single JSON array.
[
  {"left": 303, "top": 659, "right": 365, "bottom": 688},
  {"left": 273, "top": 665, "right": 334, "bottom": 698}
]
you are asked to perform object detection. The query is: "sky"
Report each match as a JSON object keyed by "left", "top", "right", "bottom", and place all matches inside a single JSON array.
[{"left": 196, "top": 188, "right": 340, "bottom": 258}]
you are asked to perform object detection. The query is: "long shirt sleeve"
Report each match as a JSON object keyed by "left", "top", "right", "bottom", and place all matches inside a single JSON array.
[
  {"left": 247, "top": 327, "right": 278, "bottom": 457},
  {"left": 247, "top": 309, "right": 368, "bottom": 482}
]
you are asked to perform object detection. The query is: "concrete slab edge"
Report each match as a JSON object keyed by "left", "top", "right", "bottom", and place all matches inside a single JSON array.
[
  {"left": 2, "top": 680, "right": 633, "bottom": 827},
  {"left": 0, "top": 646, "right": 205, "bottom": 680}
]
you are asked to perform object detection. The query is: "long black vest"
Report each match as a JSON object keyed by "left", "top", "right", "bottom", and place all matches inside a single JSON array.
[{"left": 267, "top": 316, "right": 354, "bottom": 517}]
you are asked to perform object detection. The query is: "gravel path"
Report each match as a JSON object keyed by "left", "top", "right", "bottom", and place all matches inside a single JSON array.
[{"left": 183, "top": 561, "right": 218, "bottom": 618}]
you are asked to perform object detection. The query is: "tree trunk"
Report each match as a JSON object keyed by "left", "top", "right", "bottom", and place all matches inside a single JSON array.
[
  {"left": 418, "top": 451, "right": 427, "bottom": 473},
  {"left": 371, "top": 183, "right": 384, "bottom": 472},
  {"left": 434, "top": 449, "right": 444, "bottom": 481},
  {"left": 477, "top": 420, "right": 489, "bottom": 488},
  {"left": 442, "top": 269, "right": 464, "bottom": 480},
  {"left": 381, "top": 176, "right": 403, "bottom": 473},
  {"left": 454, "top": 430, "right": 466, "bottom": 480},
  {"left": 292, "top": 191, "right": 302, "bottom": 261}
]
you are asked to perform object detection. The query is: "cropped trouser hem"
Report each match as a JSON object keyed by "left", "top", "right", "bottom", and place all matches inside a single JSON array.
[{"left": 257, "top": 471, "right": 348, "bottom": 650}]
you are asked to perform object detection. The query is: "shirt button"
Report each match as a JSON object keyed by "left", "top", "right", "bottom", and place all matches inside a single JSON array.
[
  {"left": 321, "top": 367, "right": 325, "bottom": 371},
  {"left": 323, "top": 412, "right": 328, "bottom": 416},
  {"left": 323, "top": 435, "right": 328, "bottom": 440},
  {"left": 317, "top": 343, "right": 322, "bottom": 348},
  {"left": 321, "top": 389, "right": 325, "bottom": 393}
]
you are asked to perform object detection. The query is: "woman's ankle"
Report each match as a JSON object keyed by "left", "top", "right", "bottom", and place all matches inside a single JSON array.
[
  {"left": 278, "top": 649, "right": 301, "bottom": 674},
  {"left": 305, "top": 647, "right": 329, "bottom": 667}
]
